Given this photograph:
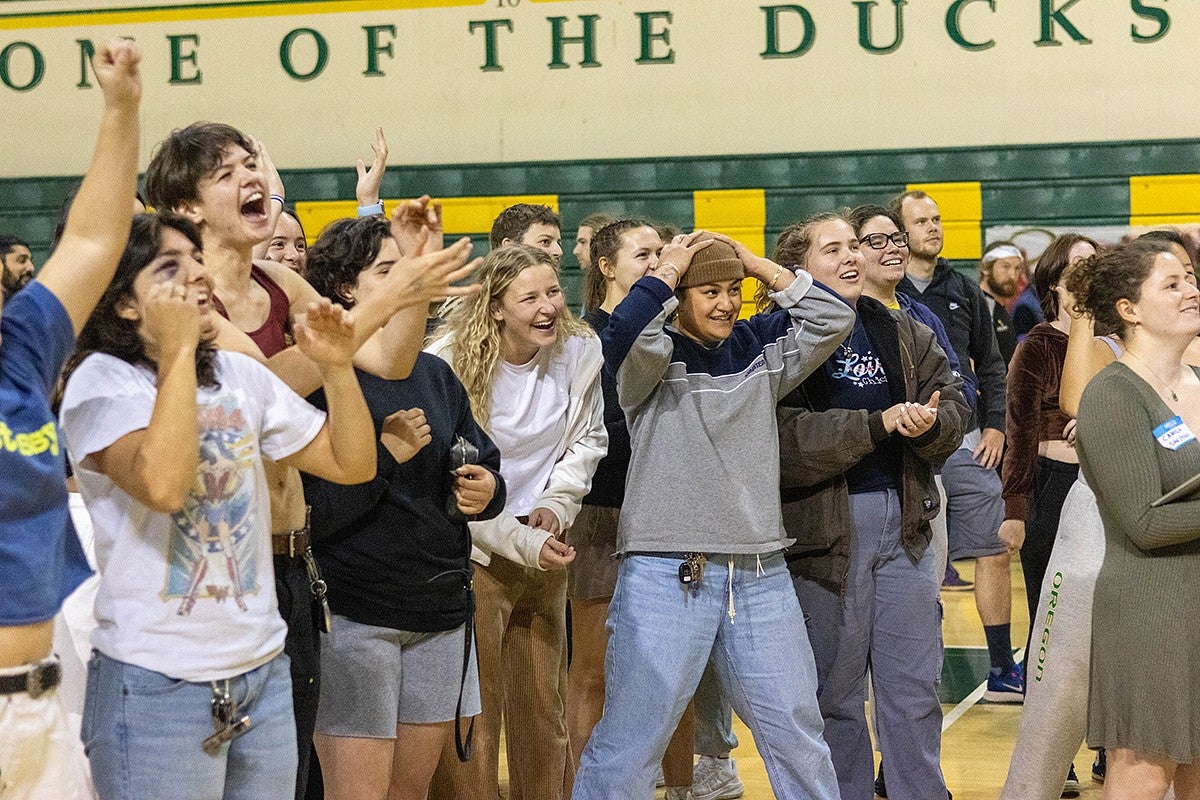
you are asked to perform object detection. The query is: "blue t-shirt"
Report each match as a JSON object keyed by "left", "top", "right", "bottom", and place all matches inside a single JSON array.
[
  {"left": 822, "top": 318, "right": 902, "bottom": 494},
  {"left": 0, "top": 282, "right": 92, "bottom": 625}
]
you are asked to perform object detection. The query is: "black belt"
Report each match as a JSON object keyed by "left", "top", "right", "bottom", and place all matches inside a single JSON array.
[{"left": 0, "top": 659, "right": 61, "bottom": 698}]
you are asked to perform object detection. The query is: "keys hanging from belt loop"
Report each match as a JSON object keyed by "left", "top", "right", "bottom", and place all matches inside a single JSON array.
[
  {"left": 203, "top": 680, "right": 251, "bottom": 755},
  {"left": 678, "top": 553, "right": 707, "bottom": 601}
]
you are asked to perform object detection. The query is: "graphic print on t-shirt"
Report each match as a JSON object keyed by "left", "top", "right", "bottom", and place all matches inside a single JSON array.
[
  {"left": 165, "top": 398, "right": 259, "bottom": 615},
  {"left": 830, "top": 342, "right": 886, "bottom": 387}
]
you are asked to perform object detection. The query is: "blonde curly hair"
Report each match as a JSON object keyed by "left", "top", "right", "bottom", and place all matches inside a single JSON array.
[{"left": 434, "top": 244, "right": 593, "bottom": 431}]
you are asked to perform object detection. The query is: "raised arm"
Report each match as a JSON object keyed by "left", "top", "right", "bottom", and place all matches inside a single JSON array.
[
  {"left": 603, "top": 232, "right": 712, "bottom": 412},
  {"left": 355, "top": 126, "right": 388, "bottom": 213},
  {"left": 249, "top": 138, "right": 286, "bottom": 261},
  {"left": 1059, "top": 311, "right": 1117, "bottom": 418},
  {"left": 279, "top": 299, "right": 376, "bottom": 484},
  {"left": 37, "top": 39, "right": 141, "bottom": 334}
]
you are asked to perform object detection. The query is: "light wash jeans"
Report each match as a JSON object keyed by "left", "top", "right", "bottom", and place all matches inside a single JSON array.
[
  {"left": 573, "top": 551, "right": 838, "bottom": 800},
  {"left": 82, "top": 651, "right": 297, "bottom": 800}
]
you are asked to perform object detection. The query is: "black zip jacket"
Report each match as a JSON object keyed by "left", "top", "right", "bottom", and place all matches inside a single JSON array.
[{"left": 898, "top": 258, "right": 1007, "bottom": 433}]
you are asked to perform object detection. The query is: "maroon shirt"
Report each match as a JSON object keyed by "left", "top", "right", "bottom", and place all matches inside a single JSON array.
[
  {"left": 1001, "top": 323, "right": 1072, "bottom": 521},
  {"left": 212, "top": 264, "right": 291, "bottom": 358}
]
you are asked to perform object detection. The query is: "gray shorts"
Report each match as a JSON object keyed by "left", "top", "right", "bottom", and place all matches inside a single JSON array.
[
  {"left": 316, "top": 614, "right": 480, "bottom": 737},
  {"left": 942, "top": 431, "right": 1006, "bottom": 560}
]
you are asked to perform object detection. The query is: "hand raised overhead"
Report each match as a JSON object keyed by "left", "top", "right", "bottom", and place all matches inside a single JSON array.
[
  {"left": 356, "top": 127, "right": 389, "bottom": 207},
  {"left": 93, "top": 38, "right": 142, "bottom": 107}
]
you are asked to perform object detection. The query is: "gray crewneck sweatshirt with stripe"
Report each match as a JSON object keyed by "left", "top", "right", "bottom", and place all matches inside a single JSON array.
[{"left": 601, "top": 271, "right": 855, "bottom": 555}]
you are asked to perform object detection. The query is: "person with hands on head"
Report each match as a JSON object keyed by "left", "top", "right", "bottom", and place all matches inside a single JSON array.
[
  {"left": 749, "top": 211, "right": 967, "bottom": 800},
  {"left": 426, "top": 243, "right": 605, "bottom": 800},
  {"left": 574, "top": 229, "right": 853, "bottom": 800},
  {"left": 58, "top": 212, "right": 376, "bottom": 800},
  {"left": 0, "top": 37, "right": 141, "bottom": 800},
  {"left": 298, "top": 215, "right": 505, "bottom": 800}
]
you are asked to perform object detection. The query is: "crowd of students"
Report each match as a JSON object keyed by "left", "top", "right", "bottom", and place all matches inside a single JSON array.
[{"left": 3, "top": 39, "right": 1200, "bottom": 800}]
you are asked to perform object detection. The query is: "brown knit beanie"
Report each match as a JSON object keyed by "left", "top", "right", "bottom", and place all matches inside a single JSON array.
[{"left": 677, "top": 235, "right": 745, "bottom": 288}]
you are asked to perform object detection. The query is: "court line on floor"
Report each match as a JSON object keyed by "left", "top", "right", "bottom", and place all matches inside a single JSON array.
[{"left": 942, "top": 647, "right": 1025, "bottom": 732}]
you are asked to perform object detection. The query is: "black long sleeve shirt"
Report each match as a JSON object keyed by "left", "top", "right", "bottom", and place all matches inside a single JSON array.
[
  {"left": 303, "top": 354, "right": 506, "bottom": 633},
  {"left": 898, "top": 259, "right": 1008, "bottom": 433}
]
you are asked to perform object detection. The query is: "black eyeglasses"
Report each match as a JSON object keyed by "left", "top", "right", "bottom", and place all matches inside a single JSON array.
[{"left": 859, "top": 231, "right": 909, "bottom": 249}]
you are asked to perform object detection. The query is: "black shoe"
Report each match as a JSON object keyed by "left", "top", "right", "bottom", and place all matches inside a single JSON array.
[
  {"left": 1092, "top": 749, "right": 1106, "bottom": 783},
  {"left": 875, "top": 760, "right": 951, "bottom": 799},
  {"left": 1062, "top": 765, "right": 1082, "bottom": 798}
]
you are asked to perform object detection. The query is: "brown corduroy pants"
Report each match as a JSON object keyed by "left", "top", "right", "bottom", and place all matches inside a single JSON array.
[{"left": 430, "top": 555, "right": 573, "bottom": 800}]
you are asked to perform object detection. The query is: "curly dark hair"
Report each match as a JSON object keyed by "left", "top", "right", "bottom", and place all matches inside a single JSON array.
[
  {"left": 1138, "top": 228, "right": 1198, "bottom": 272},
  {"left": 584, "top": 218, "right": 654, "bottom": 313},
  {"left": 1033, "top": 233, "right": 1099, "bottom": 321},
  {"left": 302, "top": 216, "right": 394, "bottom": 308},
  {"left": 67, "top": 212, "right": 219, "bottom": 389},
  {"left": 1065, "top": 238, "right": 1175, "bottom": 338}
]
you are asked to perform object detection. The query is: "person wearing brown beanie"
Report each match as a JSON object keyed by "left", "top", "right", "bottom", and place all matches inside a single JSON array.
[{"left": 572, "top": 230, "right": 854, "bottom": 800}]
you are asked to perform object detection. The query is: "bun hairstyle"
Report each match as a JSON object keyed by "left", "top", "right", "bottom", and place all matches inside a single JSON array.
[
  {"left": 760, "top": 210, "right": 849, "bottom": 311},
  {"left": 1065, "top": 238, "right": 1170, "bottom": 338}
]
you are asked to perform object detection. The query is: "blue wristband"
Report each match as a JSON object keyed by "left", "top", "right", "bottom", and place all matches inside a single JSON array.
[{"left": 357, "top": 201, "right": 384, "bottom": 217}]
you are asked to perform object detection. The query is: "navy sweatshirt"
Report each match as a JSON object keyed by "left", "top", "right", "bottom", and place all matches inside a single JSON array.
[
  {"left": 303, "top": 354, "right": 506, "bottom": 633},
  {"left": 581, "top": 308, "right": 631, "bottom": 508}
]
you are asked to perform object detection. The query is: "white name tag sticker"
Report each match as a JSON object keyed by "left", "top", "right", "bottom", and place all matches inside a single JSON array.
[{"left": 1153, "top": 416, "right": 1196, "bottom": 451}]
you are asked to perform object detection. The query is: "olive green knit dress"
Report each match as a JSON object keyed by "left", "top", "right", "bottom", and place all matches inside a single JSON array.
[{"left": 1076, "top": 362, "right": 1200, "bottom": 762}]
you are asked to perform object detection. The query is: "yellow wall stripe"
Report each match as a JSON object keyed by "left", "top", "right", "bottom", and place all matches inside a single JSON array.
[
  {"left": 904, "top": 181, "right": 982, "bottom": 261},
  {"left": 294, "top": 195, "right": 559, "bottom": 244},
  {"left": 1130, "top": 174, "right": 1200, "bottom": 227},
  {"left": 693, "top": 189, "right": 766, "bottom": 319},
  {"left": 0, "top": 1, "right": 480, "bottom": 31}
]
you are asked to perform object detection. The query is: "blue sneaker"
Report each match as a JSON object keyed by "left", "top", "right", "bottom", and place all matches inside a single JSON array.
[
  {"left": 984, "top": 662, "right": 1025, "bottom": 703},
  {"left": 942, "top": 564, "right": 974, "bottom": 592}
]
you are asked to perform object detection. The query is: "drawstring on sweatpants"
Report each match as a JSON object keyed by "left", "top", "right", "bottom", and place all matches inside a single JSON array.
[
  {"left": 756, "top": 554, "right": 763, "bottom": 576},
  {"left": 727, "top": 554, "right": 736, "bottom": 622}
]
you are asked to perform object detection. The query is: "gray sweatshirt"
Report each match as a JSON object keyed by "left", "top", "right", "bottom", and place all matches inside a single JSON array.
[{"left": 600, "top": 271, "right": 855, "bottom": 554}]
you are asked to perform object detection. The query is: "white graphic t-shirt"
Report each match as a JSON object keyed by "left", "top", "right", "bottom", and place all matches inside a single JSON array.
[{"left": 60, "top": 351, "right": 325, "bottom": 682}]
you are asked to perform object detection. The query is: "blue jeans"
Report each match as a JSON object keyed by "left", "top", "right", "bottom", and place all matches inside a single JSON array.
[
  {"left": 573, "top": 551, "right": 838, "bottom": 800},
  {"left": 82, "top": 651, "right": 298, "bottom": 800}
]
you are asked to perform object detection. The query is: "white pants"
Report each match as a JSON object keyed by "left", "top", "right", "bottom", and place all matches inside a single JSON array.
[{"left": 0, "top": 680, "right": 91, "bottom": 800}]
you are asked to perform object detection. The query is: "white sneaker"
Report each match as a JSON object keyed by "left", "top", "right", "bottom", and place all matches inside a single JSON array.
[
  {"left": 692, "top": 757, "right": 744, "bottom": 800},
  {"left": 664, "top": 788, "right": 694, "bottom": 800}
]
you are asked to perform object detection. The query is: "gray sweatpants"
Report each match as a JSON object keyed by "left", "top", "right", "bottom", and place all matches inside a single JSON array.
[{"left": 998, "top": 477, "right": 1174, "bottom": 800}]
